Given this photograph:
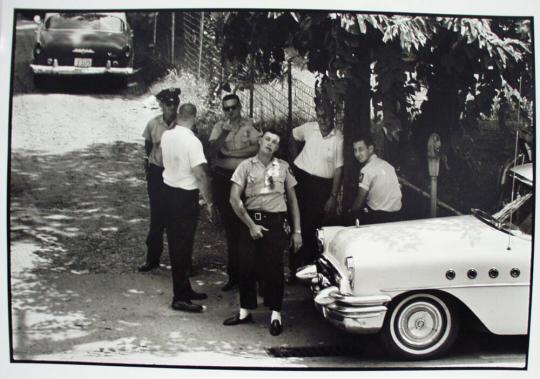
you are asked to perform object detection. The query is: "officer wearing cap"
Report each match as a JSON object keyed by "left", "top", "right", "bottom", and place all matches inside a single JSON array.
[
  {"left": 347, "top": 134, "right": 402, "bottom": 224},
  {"left": 138, "top": 87, "right": 181, "bottom": 272},
  {"left": 209, "top": 94, "right": 262, "bottom": 291},
  {"left": 223, "top": 128, "right": 302, "bottom": 336}
]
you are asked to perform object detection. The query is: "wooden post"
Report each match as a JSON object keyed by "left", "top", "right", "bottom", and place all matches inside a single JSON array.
[
  {"left": 197, "top": 12, "right": 205, "bottom": 79},
  {"left": 171, "top": 13, "right": 175, "bottom": 64}
]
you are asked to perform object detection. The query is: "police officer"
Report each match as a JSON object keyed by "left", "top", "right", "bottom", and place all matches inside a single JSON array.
[
  {"left": 138, "top": 87, "right": 181, "bottom": 272},
  {"left": 347, "top": 134, "right": 402, "bottom": 224},
  {"left": 223, "top": 129, "right": 302, "bottom": 336},
  {"left": 209, "top": 94, "right": 261, "bottom": 291}
]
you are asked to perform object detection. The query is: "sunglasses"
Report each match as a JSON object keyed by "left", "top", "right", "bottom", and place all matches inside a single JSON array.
[
  {"left": 223, "top": 104, "right": 238, "bottom": 112},
  {"left": 267, "top": 175, "right": 275, "bottom": 189}
]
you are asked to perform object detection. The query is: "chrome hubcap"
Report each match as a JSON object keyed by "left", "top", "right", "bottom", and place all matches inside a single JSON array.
[{"left": 398, "top": 301, "right": 442, "bottom": 348}]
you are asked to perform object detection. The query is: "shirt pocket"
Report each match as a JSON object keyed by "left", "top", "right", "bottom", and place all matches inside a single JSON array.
[
  {"left": 245, "top": 172, "right": 258, "bottom": 196},
  {"left": 272, "top": 173, "right": 286, "bottom": 194}
]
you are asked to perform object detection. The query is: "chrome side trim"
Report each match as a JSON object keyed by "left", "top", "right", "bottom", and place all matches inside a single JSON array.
[{"left": 382, "top": 282, "right": 529, "bottom": 293}]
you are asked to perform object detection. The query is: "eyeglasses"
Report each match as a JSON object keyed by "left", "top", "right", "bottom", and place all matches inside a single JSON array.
[{"left": 223, "top": 104, "right": 238, "bottom": 112}]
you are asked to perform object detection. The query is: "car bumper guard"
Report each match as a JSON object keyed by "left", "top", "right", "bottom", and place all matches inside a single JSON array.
[{"left": 297, "top": 265, "right": 390, "bottom": 334}]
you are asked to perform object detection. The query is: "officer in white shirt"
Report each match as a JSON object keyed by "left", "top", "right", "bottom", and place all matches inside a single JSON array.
[
  {"left": 348, "top": 134, "right": 402, "bottom": 224},
  {"left": 288, "top": 102, "right": 343, "bottom": 283},
  {"left": 161, "top": 103, "right": 217, "bottom": 313}
]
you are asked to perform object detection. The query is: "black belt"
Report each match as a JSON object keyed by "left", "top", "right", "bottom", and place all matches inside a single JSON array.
[
  {"left": 248, "top": 210, "right": 285, "bottom": 222},
  {"left": 293, "top": 165, "right": 333, "bottom": 184}
]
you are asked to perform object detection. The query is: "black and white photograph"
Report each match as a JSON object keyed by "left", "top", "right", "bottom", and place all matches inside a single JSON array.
[{"left": 0, "top": 0, "right": 538, "bottom": 377}]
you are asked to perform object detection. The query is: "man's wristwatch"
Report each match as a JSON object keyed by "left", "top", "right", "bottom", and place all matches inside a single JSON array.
[{"left": 293, "top": 230, "right": 301, "bottom": 234}]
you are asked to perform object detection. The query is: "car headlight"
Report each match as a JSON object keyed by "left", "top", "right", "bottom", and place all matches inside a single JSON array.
[
  {"left": 316, "top": 229, "right": 325, "bottom": 253},
  {"left": 345, "top": 256, "right": 355, "bottom": 290},
  {"left": 123, "top": 45, "right": 131, "bottom": 58}
]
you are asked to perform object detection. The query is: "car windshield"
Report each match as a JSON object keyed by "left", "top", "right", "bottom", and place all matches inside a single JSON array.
[
  {"left": 494, "top": 193, "right": 533, "bottom": 235},
  {"left": 46, "top": 14, "right": 125, "bottom": 32},
  {"left": 473, "top": 192, "right": 533, "bottom": 236}
]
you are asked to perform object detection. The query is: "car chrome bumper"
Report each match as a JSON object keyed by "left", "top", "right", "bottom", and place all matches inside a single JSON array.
[
  {"left": 30, "top": 64, "right": 137, "bottom": 75},
  {"left": 297, "top": 265, "right": 390, "bottom": 334},
  {"left": 314, "top": 286, "right": 389, "bottom": 333}
]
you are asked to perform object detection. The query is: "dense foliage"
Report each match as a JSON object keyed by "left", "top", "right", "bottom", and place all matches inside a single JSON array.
[{"left": 217, "top": 11, "right": 532, "bottom": 207}]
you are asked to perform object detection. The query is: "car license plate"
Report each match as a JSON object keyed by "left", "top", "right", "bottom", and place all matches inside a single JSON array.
[{"left": 74, "top": 58, "right": 92, "bottom": 68}]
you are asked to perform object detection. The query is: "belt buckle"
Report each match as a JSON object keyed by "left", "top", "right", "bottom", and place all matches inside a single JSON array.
[{"left": 254, "top": 212, "right": 262, "bottom": 221}]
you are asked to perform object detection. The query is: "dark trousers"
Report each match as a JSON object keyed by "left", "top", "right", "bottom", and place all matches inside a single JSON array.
[
  {"left": 213, "top": 166, "right": 242, "bottom": 282},
  {"left": 343, "top": 208, "right": 402, "bottom": 226},
  {"left": 289, "top": 166, "right": 333, "bottom": 273},
  {"left": 145, "top": 164, "right": 165, "bottom": 265},
  {"left": 239, "top": 212, "right": 288, "bottom": 311},
  {"left": 162, "top": 184, "right": 200, "bottom": 301}
]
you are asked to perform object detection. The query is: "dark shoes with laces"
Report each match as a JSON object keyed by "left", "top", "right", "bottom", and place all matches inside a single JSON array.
[
  {"left": 171, "top": 300, "right": 203, "bottom": 313},
  {"left": 171, "top": 290, "right": 207, "bottom": 312}
]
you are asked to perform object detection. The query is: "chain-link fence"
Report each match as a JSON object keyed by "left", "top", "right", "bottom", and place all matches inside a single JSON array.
[{"left": 181, "top": 11, "right": 316, "bottom": 124}]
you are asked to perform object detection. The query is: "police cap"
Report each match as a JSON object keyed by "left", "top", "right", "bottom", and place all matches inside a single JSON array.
[{"left": 156, "top": 87, "right": 181, "bottom": 106}]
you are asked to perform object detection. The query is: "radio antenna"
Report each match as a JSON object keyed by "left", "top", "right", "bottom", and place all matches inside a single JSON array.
[{"left": 507, "top": 76, "right": 523, "bottom": 251}]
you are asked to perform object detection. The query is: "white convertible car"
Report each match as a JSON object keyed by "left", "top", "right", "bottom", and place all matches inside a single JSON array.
[{"left": 297, "top": 163, "right": 533, "bottom": 359}]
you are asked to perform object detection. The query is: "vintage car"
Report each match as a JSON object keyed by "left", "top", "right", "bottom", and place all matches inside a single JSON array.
[
  {"left": 297, "top": 163, "right": 533, "bottom": 359},
  {"left": 30, "top": 12, "right": 136, "bottom": 86}
]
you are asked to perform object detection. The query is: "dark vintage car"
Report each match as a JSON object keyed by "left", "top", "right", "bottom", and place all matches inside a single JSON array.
[{"left": 30, "top": 12, "right": 136, "bottom": 87}]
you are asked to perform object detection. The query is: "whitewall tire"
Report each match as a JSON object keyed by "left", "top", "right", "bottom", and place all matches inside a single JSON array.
[{"left": 381, "top": 293, "right": 459, "bottom": 359}]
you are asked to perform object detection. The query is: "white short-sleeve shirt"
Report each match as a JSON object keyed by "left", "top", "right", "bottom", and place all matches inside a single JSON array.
[
  {"left": 359, "top": 155, "right": 402, "bottom": 212},
  {"left": 161, "top": 125, "right": 207, "bottom": 190},
  {"left": 292, "top": 122, "right": 344, "bottom": 179}
]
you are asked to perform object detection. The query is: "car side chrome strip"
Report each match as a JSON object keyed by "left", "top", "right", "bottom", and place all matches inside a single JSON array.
[{"left": 382, "top": 282, "right": 529, "bottom": 292}]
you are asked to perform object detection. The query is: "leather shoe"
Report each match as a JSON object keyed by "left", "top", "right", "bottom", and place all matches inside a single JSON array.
[
  {"left": 221, "top": 279, "right": 238, "bottom": 292},
  {"left": 270, "top": 320, "right": 283, "bottom": 336},
  {"left": 171, "top": 300, "right": 203, "bottom": 313},
  {"left": 138, "top": 262, "right": 159, "bottom": 272},
  {"left": 188, "top": 290, "right": 208, "bottom": 301},
  {"left": 223, "top": 313, "right": 254, "bottom": 326}
]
